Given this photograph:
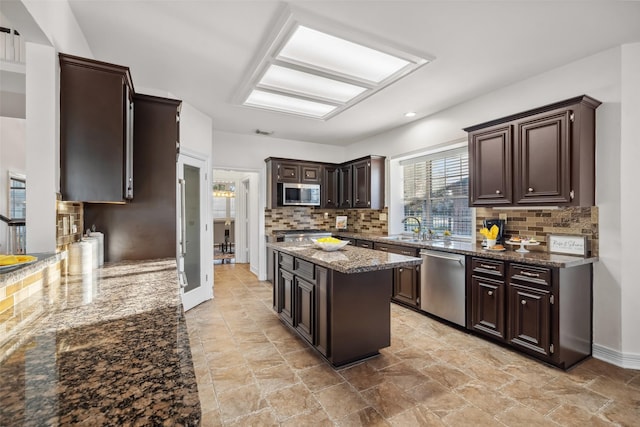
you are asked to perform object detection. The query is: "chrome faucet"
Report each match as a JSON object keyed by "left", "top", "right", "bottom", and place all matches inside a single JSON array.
[{"left": 401, "top": 216, "right": 422, "bottom": 239}]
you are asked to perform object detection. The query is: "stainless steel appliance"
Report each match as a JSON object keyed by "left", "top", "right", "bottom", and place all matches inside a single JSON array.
[
  {"left": 278, "top": 183, "right": 321, "bottom": 206},
  {"left": 420, "top": 249, "right": 466, "bottom": 326}
]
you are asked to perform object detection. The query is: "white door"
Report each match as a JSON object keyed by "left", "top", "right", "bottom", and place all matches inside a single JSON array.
[{"left": 178, "top": 153, "right": 212, "bottom": 310}]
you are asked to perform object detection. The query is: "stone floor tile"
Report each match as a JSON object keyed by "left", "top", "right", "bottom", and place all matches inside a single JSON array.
[
  {"left": 314, "top": 382, "right": 369, "bottom": 420},
  {"left": 298, "top": 363, "right": 346, "bottom": 392},
  {"left": 253, "top": 362, "right": 298, "bottom": 394},
  {"left": 339, "top": 361, "right": 387, "bottom": 391},
  {"left": 388, "top": 405, "right": 445, "bottom": 427},
  {"left": 216, "top": 383, "right": 268, "bottom": 422},
  {"left": 360, "top": 381, "right": 418, "bottom": 418},
  {"left": 280, "top": 406, "right": 334, "bottom": 427},
  {"left": 266, "top": 382, "right": 321, "bottom": 421},
  {"left": 441, "top": 404, "right": 498, "bottom": 426},
  {"left": 336, "top": 406, "right": 390, "bottom": 427}
]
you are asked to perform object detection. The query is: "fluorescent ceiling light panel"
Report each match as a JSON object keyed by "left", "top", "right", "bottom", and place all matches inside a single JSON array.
[
  {"left": 278, "top": 26, "right": 411, "bottom": 83},
  {"left": 260, "top": 65, "right": 367, "bottom": 103},
  {"left": 238, "top": 9, "right": 432, "bottom": 120},
  {"left": 245, "top": 89, "right": 337, "bottom": 118}
]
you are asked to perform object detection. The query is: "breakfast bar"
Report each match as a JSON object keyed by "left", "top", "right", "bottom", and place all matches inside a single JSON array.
[{"left": 267, "top": 241, "right": 421, "bottom": 367}]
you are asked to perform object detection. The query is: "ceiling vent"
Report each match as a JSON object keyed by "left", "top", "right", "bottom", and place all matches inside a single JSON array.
[{"left": 235, "top": 6, "right": 433, "bottom": 121}]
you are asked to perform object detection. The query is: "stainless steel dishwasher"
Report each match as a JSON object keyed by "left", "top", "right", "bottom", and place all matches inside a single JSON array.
[{"left": 420, "top": 249, "right": 466, "bottom": 326}]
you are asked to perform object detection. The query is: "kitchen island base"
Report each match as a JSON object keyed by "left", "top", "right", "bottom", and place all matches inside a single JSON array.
[{"left": 270, "top": 245, "right": 421, "bottom": 368}]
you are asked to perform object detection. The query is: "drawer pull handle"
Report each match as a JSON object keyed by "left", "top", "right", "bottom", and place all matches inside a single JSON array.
[
  {"left": 488, "top": 290, "right": 493, "bottom": 296},
  {"left": 401, "top": 251, "right": 413, "bottom": 255},
  {"left": 528, "top": 187, "right": 534, "bottom": 193},
  {"left": 480, "top": 264, "right": 496, "bottom": 270},
  {"left": 521, "top": 271, "right": 540, "bottom": 278},
  {"left": 521, "top": 300, "right": 527, "bottom": 305}
]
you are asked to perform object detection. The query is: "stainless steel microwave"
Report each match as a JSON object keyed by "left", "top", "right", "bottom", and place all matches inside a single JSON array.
[{"left": 278, "top": 183, "right": 321, "bottom": 206}]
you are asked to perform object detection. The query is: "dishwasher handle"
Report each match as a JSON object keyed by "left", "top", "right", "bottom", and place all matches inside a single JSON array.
[{"left": 421, "top": 251, "right": 464, "bottom": 265}]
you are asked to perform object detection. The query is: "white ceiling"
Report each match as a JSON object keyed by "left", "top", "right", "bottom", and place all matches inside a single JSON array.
[{"left": 65, "top": 1, "right": 640, "bottom": 146}]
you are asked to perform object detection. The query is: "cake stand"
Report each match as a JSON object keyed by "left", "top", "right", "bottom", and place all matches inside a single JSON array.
[{"left": 506, "top": 240, "right": 540, "bottom": 253}]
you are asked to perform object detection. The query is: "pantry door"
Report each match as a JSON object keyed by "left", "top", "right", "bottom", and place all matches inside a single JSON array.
[{"left": 178, "top": 152, "right": 212, "bottom": 310}]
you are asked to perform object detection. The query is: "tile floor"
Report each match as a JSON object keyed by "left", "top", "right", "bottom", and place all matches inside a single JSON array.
[{"left": 185, "top": 264, "right": 640, "bottom": 426}]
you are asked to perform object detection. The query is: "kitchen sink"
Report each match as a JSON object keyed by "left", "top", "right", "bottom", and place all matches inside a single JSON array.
[{"left": 382, "top": 235, "right": 423, "bottom": 243}]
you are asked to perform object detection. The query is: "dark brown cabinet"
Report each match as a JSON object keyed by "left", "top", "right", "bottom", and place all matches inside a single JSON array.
[
  {"left": 272, "top": 248, "right": 392, "bottom": 366},
  {"left": 374, "top": 242, "right": 420, "bottom": 307},
  {"left": 59, "top": 53, "right": 134, "bottom": 202},
  {"left": 467, "top": 256, "right": 592, "bottom": 369},
  {"left": 322, "top": 166, "right": 339, "bottom": 208},
  {"left": 466, "top": 95, "right": 600, "bottom": 207},
  {"left": 513, "top": 109, "right": 571, "bottom": 205},
  {"left": 352, "top": 157, "right": 385, "bottom": 209},
  {"left": 468, "top": 124, "right": 513, "bottom": 206},
  {"left": 294, "top": 277, "right": 315, "bottom": 343},
  {"left": 338, "top": 164, "right": 353, "bottom": 208},
  {"left": 470, "top": 258, "right": 507, "bottom": 339},
  {"left": 84, "top": 93, "right": 181, "bottom": 262},
  {"left": 355, "top": 239, "right": 373, "bottom": 249},
  {"left": 265, "top": 155, "right": 385, "bottom": 209}
]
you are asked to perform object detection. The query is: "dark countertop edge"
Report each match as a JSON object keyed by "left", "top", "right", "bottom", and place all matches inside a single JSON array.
[
  {"left": 267, "top": 242, "right": 421, "bottom": 274},
  {"left": 0, "top": 252, "right": 62, "bottom": 287},
  {"left": 332, "top": 232, "right": 598, "bottom": 268}
]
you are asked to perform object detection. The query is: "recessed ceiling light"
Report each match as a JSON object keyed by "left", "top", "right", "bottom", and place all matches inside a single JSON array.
[
  {"left": 236, "top": 7, "right": 434, "bottom": 120},
  {"left": 404, "top": 111, "right": 417, "bottom": 118}
]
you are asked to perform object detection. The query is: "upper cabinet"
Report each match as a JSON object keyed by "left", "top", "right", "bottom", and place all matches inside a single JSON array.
[
  {"left": 59, "top": 53, "right": 134, "bottom": 202},
  {"left": 466, "top": 95, "right": 601, "bottom": 207},
  {"left": 350, "top": 156, "right": 385, "bottom": 209},
  {"left": 266, "top": 156, "right": 385, "bottom": 209}
]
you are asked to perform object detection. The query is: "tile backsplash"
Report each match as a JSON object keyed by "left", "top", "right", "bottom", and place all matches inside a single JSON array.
[
  {"left": 476, "top": 207, "right": 598, "bottom": 256},
  {"left": 265, "top": 207, "right": 388, "bottom": 236}
]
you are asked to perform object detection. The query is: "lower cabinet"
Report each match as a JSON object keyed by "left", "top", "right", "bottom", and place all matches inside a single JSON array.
[
  {"left": 272, "top": 249, "right": 392, "bottom": 366},
  {"left": 468, "top": 256, "right": 592, "bottom": 369},
  {"left": 374, "top": 242, "right": 420, "bottom": 307}
]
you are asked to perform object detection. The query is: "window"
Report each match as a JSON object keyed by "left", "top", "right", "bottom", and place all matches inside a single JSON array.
[
  {"left": 9, "top": 176, "right": 26, "bottom": 219},
  {"left": 401, "top": 147, "right": 472, "bottom": 239}
]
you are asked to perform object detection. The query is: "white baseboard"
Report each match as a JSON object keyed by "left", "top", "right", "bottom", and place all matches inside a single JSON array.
[{"left": 592, "top": 343, "right": 640, "bottom": 369}]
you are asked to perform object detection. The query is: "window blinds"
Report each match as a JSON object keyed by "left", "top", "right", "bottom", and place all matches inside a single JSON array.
[{"left": 401, "top": 147, "right": 472, "bottom": 237}]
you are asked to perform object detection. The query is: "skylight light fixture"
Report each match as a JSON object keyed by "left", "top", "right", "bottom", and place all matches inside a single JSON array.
[{"left": 237, "top": 7, "right": 434, "bottom": 120}]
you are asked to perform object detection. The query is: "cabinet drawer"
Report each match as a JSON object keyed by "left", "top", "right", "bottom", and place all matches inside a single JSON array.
[
  {"left": 279, "top": 253, "right": 294, "bottom": 271},
  {"left": 356, "top": 240, "right": 373, "bottom": 249},
  {"left": 471, "top": 258, "right": 505, "bottom": 278},
  {"left": 294, "top": 258, "right": 315, "bottom": 282},
  {"left": 509, "top": 264, "right": 551, "bottom": 287},
  {"left": 373, "top": 242, "right": 418, "bottom": 256}
]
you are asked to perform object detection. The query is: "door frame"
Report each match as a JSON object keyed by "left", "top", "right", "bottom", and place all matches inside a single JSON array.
[{"left": 177, "top": 149, "right": 212, "bottom": 311}]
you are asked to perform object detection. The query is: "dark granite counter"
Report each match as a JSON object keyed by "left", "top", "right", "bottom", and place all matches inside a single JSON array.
[
  {"left": 334, "top": 232, "right": 597, "bottom": 268},
  {"left": 266, "top": 241, "right": 422, "bottom": 274},
  {"left": 0, "top": 258, "right": 200, "bottom": 426}
]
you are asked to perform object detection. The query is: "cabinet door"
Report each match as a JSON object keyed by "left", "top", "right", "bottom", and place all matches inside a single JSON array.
[
  {"left": 352, "top": 160, "right": 370, "bottom": 208},
  {"left": 338, "top": 165, "right": 353, "bottom": 208},
  {"left": 279, "top": 269, "right": 295, "bottom": 325},
  {"left": 295, "top": 277, "right": 315, "bottom": 344},
  {"left": 508, "top": 283, "right": 551, "bottom": 357},
  {"left": 514, "top": 109, "right": 572, "bottom": 205},
  {"left": 60, "top": 54, "right": 132, "bottom": 202},
  {"left": 322, "top": 166, "right": 339, "bottom": 208},
  {"left": 394, "top": 265, "right": 419, "bottom": 306},
  {"left": 301, "top": 164, "right": 322, "bottom": 183},
  {"left": 277, "top": 161, "right": 300, "bottom": 182},
  {"left": 471, "top": 275, "right": 506, "bottom": 340},
  {"left": 355, "top": 239, "right": 373, "bottom": 249},
  {"left": 468, "top": 125, "right": 513, "bottom": 206}
]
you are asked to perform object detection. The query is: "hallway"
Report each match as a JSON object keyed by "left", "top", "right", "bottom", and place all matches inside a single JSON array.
[{"left": 185, "top": 264, "right": 640, "bottom": 426}]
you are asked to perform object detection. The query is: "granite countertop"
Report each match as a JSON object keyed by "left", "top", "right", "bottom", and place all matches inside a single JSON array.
[
  {"left": 0, "top": 252, "right": 62, "bottom": 288},
  {"left": 335, "top": 232, "right": 597, "bottom": 268},
  {"left": 267, "top": 241, "right": 422, "bottom": 274},
  {"left": 0, "top": 258, "right": 200, "bottom": 426}
]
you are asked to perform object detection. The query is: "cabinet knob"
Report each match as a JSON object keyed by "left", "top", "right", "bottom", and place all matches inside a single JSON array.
[
  {"left": 488, "top": 290, "right": 493, "bottom": 296},
  {"left": 521, "top": 300, "right": 527, "bottom": 305},
  {"left": 327, "top": 199, "right": 331, "bottom": 202},
  {"left": 528, "top": 187, "right": 534, "bottom": 193},
  {"left": 495, "top": 190, "right": 501, "bottom": 194},
  {"left": 399, "top": 268, "right": 403, "bottom": 272}
]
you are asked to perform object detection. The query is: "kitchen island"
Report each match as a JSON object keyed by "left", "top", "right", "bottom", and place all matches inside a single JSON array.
[
  {"left": 0, "top": 258, "right": 200, "bottom": 425},
  {"left": 267, "top": 241, "right": 421, "bottom": 367}
]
